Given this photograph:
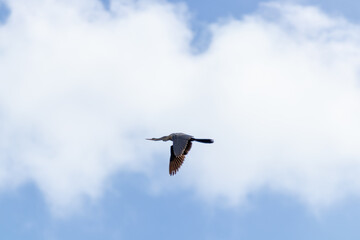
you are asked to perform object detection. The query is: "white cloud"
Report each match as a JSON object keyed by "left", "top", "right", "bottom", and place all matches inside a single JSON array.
[{"left": 1, "top": 0, "right": 360, "bottom": 215}]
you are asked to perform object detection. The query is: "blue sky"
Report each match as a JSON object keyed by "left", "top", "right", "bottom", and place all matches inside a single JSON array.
[
  {"left": 166, "top": 0, "right": 360, "bottom": 23},
  {"left": 1, "top": 0, "right": 360, "bottom": 239}
]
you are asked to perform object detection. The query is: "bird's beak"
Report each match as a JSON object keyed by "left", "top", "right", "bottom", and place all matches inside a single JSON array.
[{"left": 146, "top": 138, "right": 153, "bottom": 140}]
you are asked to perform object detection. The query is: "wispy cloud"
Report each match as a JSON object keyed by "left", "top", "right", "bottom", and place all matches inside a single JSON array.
[{"left": 1, "top": 0, "right": 360, "bottom": 215}]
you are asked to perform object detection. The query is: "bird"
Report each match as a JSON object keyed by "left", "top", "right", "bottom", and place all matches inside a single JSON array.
[{"left": 146, "top": 133, "right": 214, "bottom": 176}]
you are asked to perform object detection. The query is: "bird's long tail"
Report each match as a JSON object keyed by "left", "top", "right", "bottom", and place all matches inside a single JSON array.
[{"left": 192, "top": 138, "right": 214, "bottom": 144}]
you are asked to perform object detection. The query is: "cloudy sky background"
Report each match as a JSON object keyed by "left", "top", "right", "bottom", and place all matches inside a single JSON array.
[{"left": 1, "top": 0, "right": 360, "bottom": 239}]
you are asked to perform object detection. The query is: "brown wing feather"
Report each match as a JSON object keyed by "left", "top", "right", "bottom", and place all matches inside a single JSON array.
[
  {"left": 169, "top": 142, "right": 191, "bottom": 175},
  {"left": 183, "top": 141, "right": 192, "bottom": 155}
]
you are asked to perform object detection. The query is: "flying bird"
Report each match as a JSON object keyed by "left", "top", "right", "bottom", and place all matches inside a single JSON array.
[{"left": 147, "top": 133, "right": 214, "bottom": 176}]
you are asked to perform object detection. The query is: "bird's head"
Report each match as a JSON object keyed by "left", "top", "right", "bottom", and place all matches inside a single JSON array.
[{"left": 146, "top": 138, "right": 158, "bottom": 141}]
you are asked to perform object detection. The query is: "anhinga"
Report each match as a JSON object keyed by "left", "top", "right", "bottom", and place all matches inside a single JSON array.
[{"left": 147, "top": 133, "right": 214, "bottom": 175}]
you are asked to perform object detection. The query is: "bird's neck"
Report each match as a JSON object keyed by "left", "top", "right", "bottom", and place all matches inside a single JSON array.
[{"left": 161, "top": 135, "right": 172, "bottom": 141}]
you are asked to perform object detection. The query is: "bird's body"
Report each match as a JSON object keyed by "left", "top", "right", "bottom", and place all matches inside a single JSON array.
[{"left": 147, "top": 133, "right": 214, "bottom": 175}]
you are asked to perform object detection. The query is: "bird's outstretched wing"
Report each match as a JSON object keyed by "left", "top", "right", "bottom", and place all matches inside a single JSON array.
[
  {"left": 172, "top": 133, "right": 193, "bottom": 157},
  {"left": 169, "top": 141, "right": 192, "bottom": 176}
]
